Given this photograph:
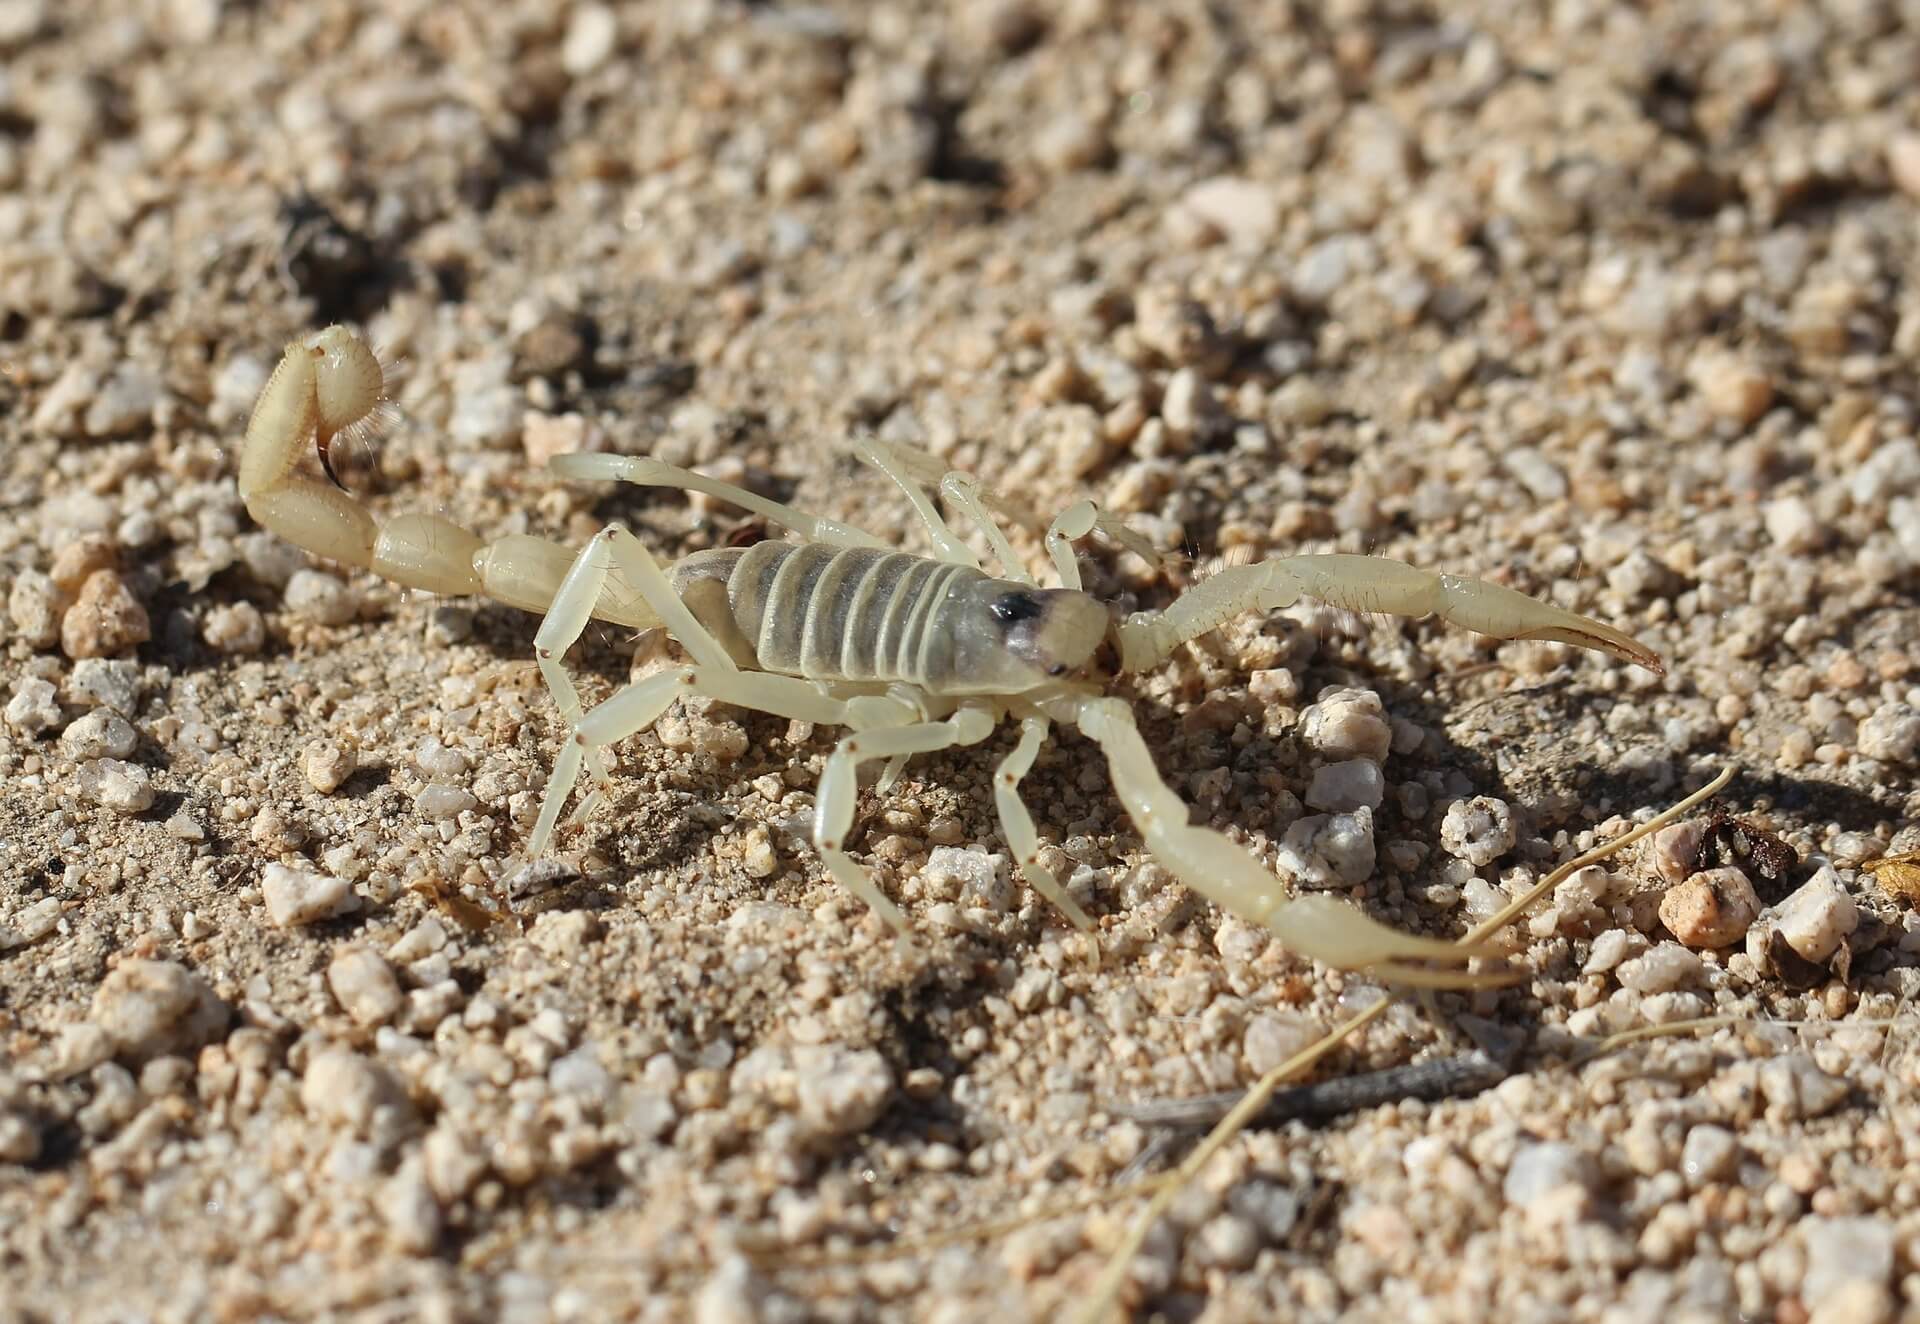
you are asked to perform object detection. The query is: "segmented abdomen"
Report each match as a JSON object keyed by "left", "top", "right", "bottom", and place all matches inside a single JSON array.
[{"left": 721, "top": 542, "right": 982, "bottom": 684}]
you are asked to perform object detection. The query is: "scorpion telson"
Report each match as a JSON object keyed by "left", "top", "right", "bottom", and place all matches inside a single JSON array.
[{"left": 238, "top": 325, "right": 1663, "bottom": 987}]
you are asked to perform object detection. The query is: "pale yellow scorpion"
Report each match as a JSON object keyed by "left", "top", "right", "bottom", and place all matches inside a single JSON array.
[{"left": 240, "top": 326, "right": 1662, "bottom": 986}]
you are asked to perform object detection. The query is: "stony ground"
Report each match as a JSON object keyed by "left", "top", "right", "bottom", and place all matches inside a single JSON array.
[{"left": 4, "top": 1, "right": 1920, "bottom": 1320}]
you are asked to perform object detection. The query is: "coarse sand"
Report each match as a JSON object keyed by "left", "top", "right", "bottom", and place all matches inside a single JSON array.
[{"left": 4, "top": 2, "right": 1920, "bottom": 1320}]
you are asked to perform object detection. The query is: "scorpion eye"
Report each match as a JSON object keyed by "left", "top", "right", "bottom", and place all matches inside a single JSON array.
[{"left": 989, "top": 592, "right": 1046, "bottom": 624}]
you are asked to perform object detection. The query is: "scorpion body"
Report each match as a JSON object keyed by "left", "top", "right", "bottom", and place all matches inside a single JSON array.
[{"left": 237, "top": 326, "right": 1663, "bottom": 986}]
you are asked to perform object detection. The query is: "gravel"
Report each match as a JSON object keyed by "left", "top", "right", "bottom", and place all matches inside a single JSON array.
[{"left": 6, "top": 2, "right": 1920, "bottom": 1319}]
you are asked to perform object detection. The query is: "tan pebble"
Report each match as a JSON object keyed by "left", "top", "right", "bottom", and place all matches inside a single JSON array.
[
  {"left": 1690, "top": 350, "right": 1773, "bottom": 426},
  {"left": 1660, "top": 867, "right": 1761, "bottom": 948},
  {"left": 49, "top": 534, "right": 118, "bottom": 592},
  {"left": 1649, "top": 819, "right": 1707, "bottom": 886},
  {"left": 304, "top": 740, "right": 357, "bottom": 794},
  {"left": 61, "top": 570, "right": 150, "bottom": 659},
  {"left": 1887, "top": 133, "right": 1920, "bottom": 202}
]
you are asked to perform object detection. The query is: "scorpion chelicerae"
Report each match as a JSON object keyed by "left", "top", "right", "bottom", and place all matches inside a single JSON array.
[{"left": 238, "top": 326, "right": 1662, "bottom": 986}]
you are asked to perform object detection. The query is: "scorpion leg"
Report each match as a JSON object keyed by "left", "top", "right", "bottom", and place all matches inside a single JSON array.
[
  {"left": 993, "top": 712, "right": 1094, "bottom": 929},
  {"left": 1112, "top": 552, "right": 1663, "bottom": 675},
  {"left": 550, "top": 453, "right": 889, "bottom": 550},
  {"left": 853, "top": 439, "right": 980, "bottom": 568},
  {"left": 938, "top": 472, "right": 1032, "bottom": 583},
  {"left": 813, "top": 706, "right": 999, "bottom": 933},
  {"left": 1062, "top": 695, "right": 1501, "bottom": 987}
]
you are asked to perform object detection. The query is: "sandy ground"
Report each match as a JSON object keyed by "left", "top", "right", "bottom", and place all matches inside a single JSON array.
[{"left": 5, "top": 1, "right": 1920, "bottom": 1320}]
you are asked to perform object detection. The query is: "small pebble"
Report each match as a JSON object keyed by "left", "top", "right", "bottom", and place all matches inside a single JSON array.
[
  {"left": 1277, "top": 809, "right": 1375, "bottom": 886},
  {"left": 416, "top": 784, "right": 478, "bottom": 820},
  {"left": 1858, "top": 702, "right": 1920, "bottom": 764},
  {"left": 90, "top": 959, "right": 228, "bottom": 1064},
  {"left": 328, "top": 948, "right": 404, "bottom": 1025},
  {"left": 793, "top": 1045, "right": 892, "bottom": 1139},
  {"left": 8, "top": 570, "right": 66, "bottom": 648},
  {"left": 1660, "top": 867, "right": 1761, "bottom": 948},
  {"left": 1649, "top": 819, "right": 1707, "bottom": 886},
  {"left": 1773, "top": 867, "right": 1858, "bottom": 964},
  {"left": 921, "top": 846, "right": 1012, "bottom": 912},
  {"left": 1439, "top": 797, "right": 1516, "bottom": 867},
  {"left": 82, "top": 364, "right": 162, "bottom": 437},
  {"left": 284, "top": 570, "right": 357, "bottom": 626},
  {"left": 1503, "top": 1140, "right": 1594, "bottom": 1211},
  {"left": 560, "top": 3, "right": 618, "bottom": 75},
  {"left": 68, "top": 657, "right": 139, "bottom": 712},
  {"left": 62, "top": 570, "right": 150, "bottom": 659},
  {"left": 1305, "top": 759, "right": 1385, "bottom": 812},
  {"left": 5, "top": 676, "right": 61, "bottom": 736},
  {"left": 60, "top": 709, "right": 137, "bottom": 760},
  {"left": 1680, "top": 1124, "right": 1738, "bottom": 1188},
  {"left": 202, "top": 601, "right": 266, "bottom": 654},
  {"left": 49, "top": 534, "right": 118, "bottom": 591},
  {"left": 1800, "top": 1216, "right": 1894, "bottom": 1301},
  {"left": 300, "top": 1049, "right": 413, "bottom": 1137},
  {"left": 304, "top": 741, "right": 357, "bottom": 794},
  {"left": 1615, "top": 941, "right": 1703, "bottom": 993},
  {"left": 261, "top": 863, "right": 356, "bottom": 927},
  {"left": 1174, "top": 176, "right": 1281, "bottom": 247},
  {"left": 1299, "top": 688, "right": 1392, "bottom": 762},
  {"left": 1690, "top": 349, "right": 1773, "bottom": 426},
  {"left": 75, "top": 758, "right": 154, "bottom": 813},
  {"left": 1758, "top": 1053, "right": 1850, "bottom": 1120}
]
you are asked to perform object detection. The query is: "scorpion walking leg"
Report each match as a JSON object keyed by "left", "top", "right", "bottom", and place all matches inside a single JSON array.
[
  {"left": 1112, "top": 553, "right": 1663, "bottom": 675},
  {"left": 527, "top": 522, "right": 745, "bottom": 849},
  {"left": 938, "top": 473, "right": 1031, "bottom": 583},
  {"left": 993, "top": 712, "right": 1094, "bottom": 929},
  {"left": 550, "top": 453, "right": 889, "bottom": 550},
  {"left": 1062, "top": 695, "right": 1499, "bottom": 987},
  {"left": 813, "top": 706, "right": 999, "bottom": 932},
  {"left": 853, "top": 439, "right": 980, "bottom": 568}
]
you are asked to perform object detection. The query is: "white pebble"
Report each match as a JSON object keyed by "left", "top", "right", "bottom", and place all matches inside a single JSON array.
[
  {"left": 1773, "top": 867, "right": 1858, "bottom": 964},
  {"left": 328, "top": 948, "right": 403, "bottom": 1025},
  {"left": 1503, "top": 1140, "right": 1594, "bottom": 1210},
  {"left": 1649, "top": 819, "right": 1707, "bottom": 885},
  {"left": 1680, "top": 1124, "right": 1738, "bottom": 1188},
  {"left": 202, "top": 601, "right": 266, "bottom": 654},
  {"left": 5, "top": 676, "right": 60, "bottom": 735},
  {"left": 1758, "top": 1053, "right": 1850, "bottom": 1120},
  {"left": 1615, "top": 941, "right": 1703, "bottom": 993},
  {"left": 1277, "top": 809, "right": 1375, "bottom": 886},
  {"left": 560, "top": 2, "right": 618, "bottom": 75},
  {"left": 794, "top": 1045, "right": 893, "bottom": 1138},
  {"left": 1439, "top": 797, "right": 1516, "bottom": 867},
  {"left": 1299, "top": 688, "right": 1391, "bottom": 761},
  {"left": 304, "top": 740, "right": 357, "bottom": 794},
  {"left": 1174, "top": 176, "right": 1281, "bottom": 247},
  {"left": 262, "top": 863, "right": 356, "bottom": 927},
  {"left": 1800, "top": 1216, "right": 1894, "bottom": 1301},
  {"left": 921, "top": 845, "right": 1012, "bottom": 912},
  {"left": 75, "top": 758, "right": 154, "bottom": 813},
  {"left": 1243, "top": 1012, "right": 1325, "bottom": 1076},
  {"left": 414, "top": 737, "right": 470, "bottom": 780},
  {"left": 68, "top": 657, "right": 139, "bottom": 712},
  {"left": 60, "top": 709, "right": 136, "bottom": 760},
  {"left": 284, "top": 569, "right": 357, "bottom": 626},
  {"left": 300, "top": 1048, "right": 413, "bottom": 1136},
  {"left": 1764, "top": 496, "right": 1822, "bottom": 553},
  {"left": 9, "top": 570, "right": 65, "bottom": 648},
  {"left": 82, "top": 365, "right": 162, "bottom": 437},
  {"left": 416, "top": 784, "right": 478, "bottom": 820},
  {"left": 90, "top": 959, "right": 227, "bottom": 1063},
  {"left": 1858, "top": 702, "right": 1920, "bottom": 764},
  {"left": 1305, "top": 759, "right": 1385, "bottom": 812},
  {"left": 379, "top": 1158, "right": 442, "bottom": 1253}
]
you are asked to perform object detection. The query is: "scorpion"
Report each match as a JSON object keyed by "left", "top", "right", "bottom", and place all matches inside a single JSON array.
[{"left": 238, "top": 326, "right": 1663, "bottom": 987}]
